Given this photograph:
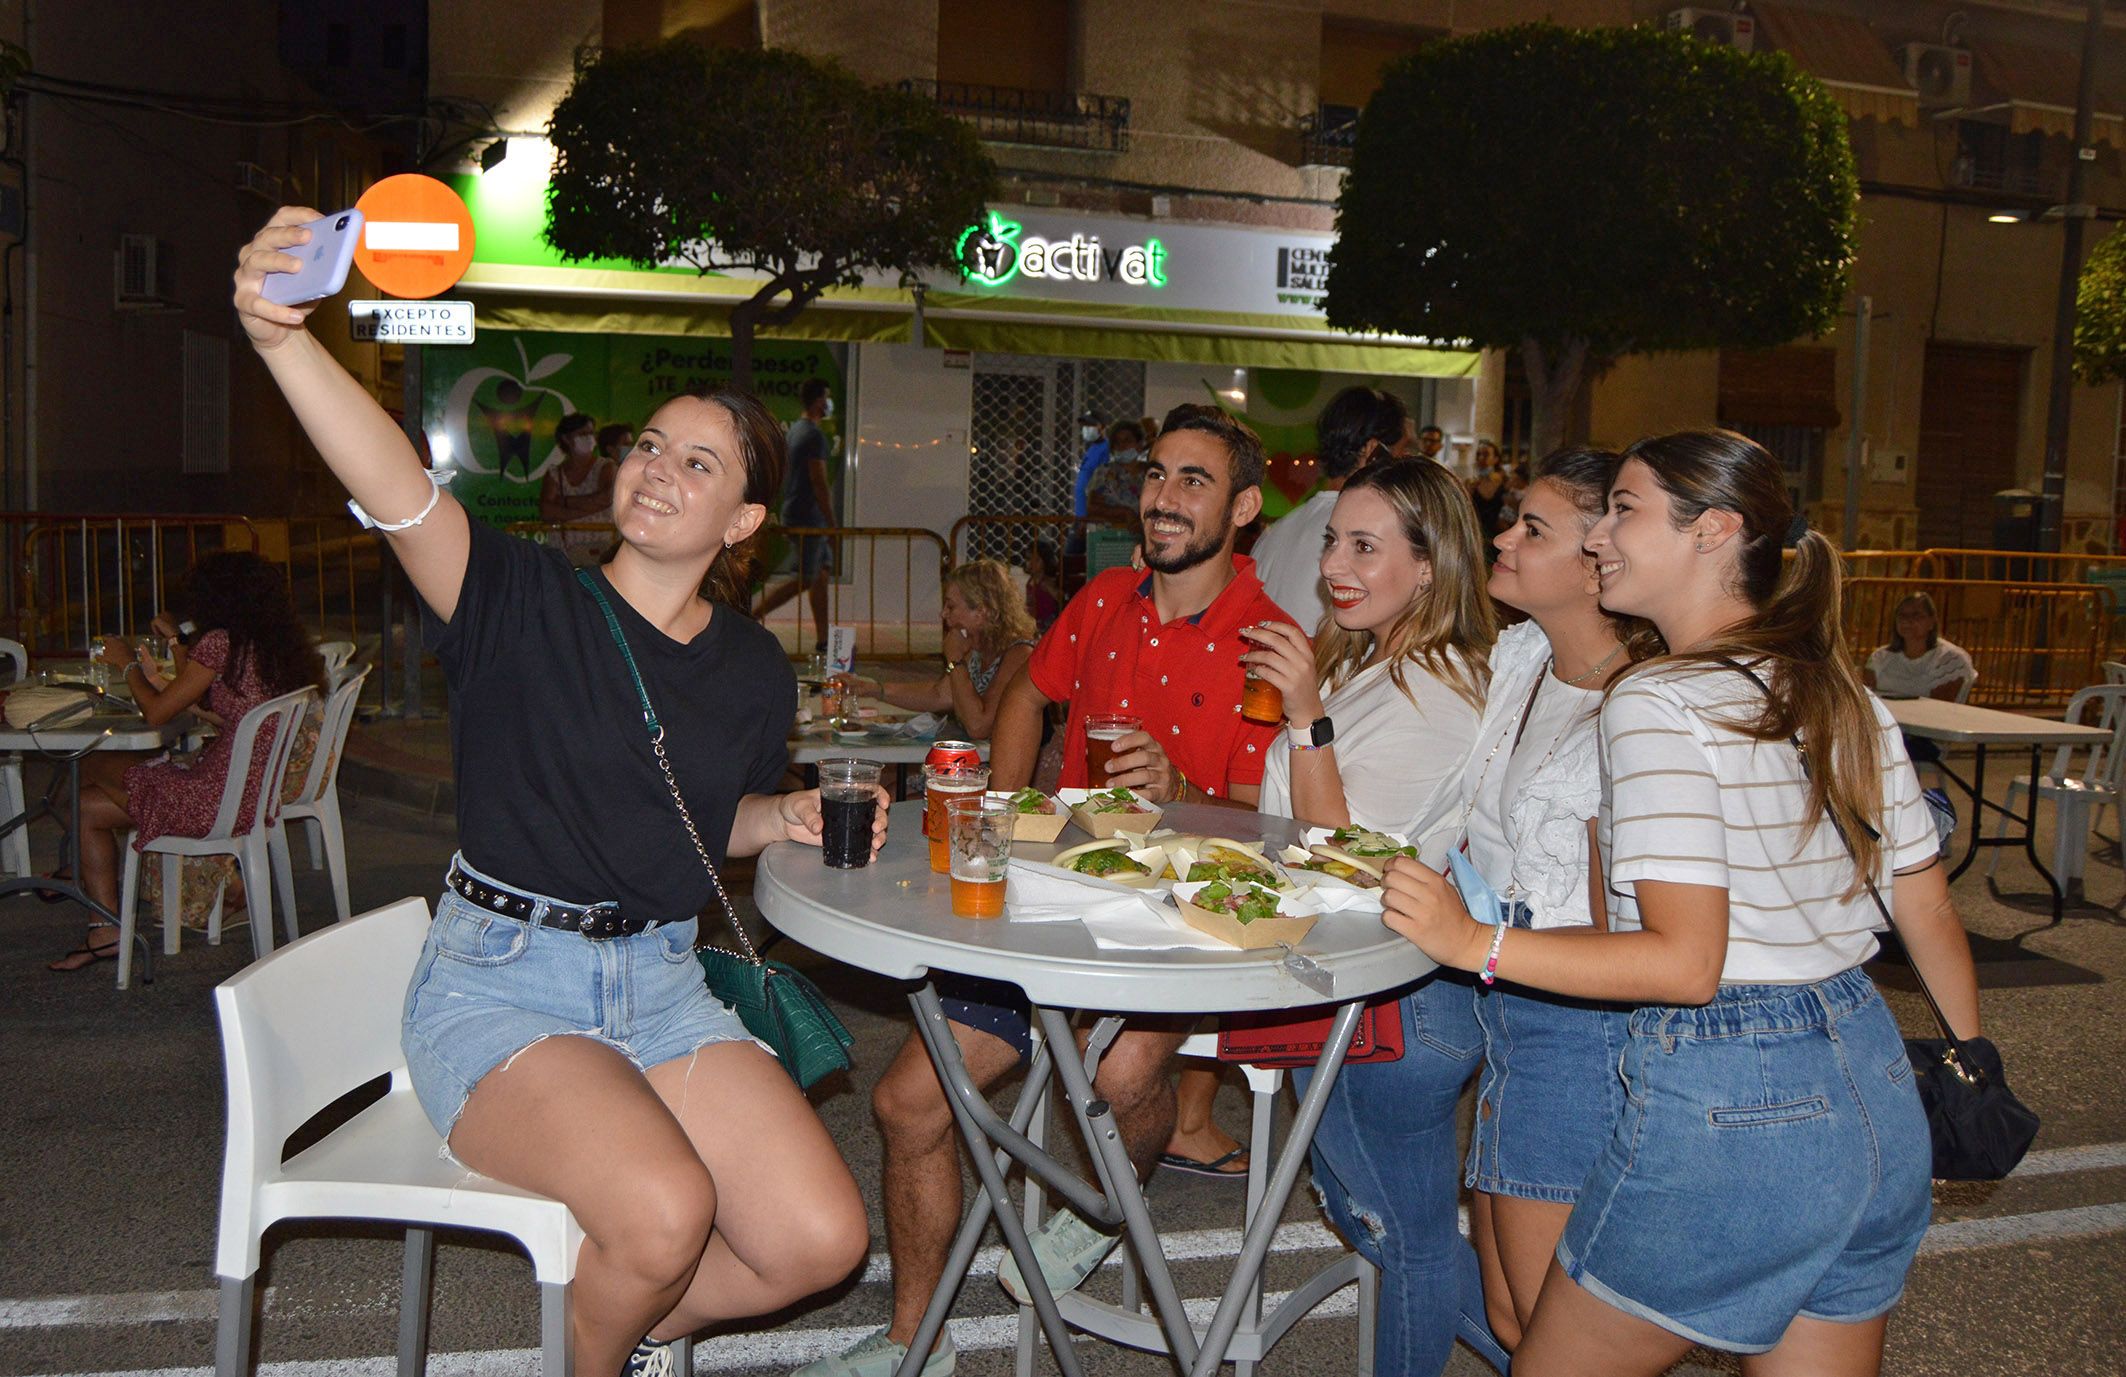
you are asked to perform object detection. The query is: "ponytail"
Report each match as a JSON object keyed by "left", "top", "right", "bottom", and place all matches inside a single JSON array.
[{"left": 1611, "top": 431, "right": 1886, "bottom": 893}]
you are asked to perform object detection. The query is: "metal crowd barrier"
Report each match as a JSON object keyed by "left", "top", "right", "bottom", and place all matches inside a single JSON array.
[
  {"left": 1842, "top": 576, "right": 2114, "bottom": 710},
  {"left": 10, "top": 513, "right": 261, "bottom": 654},
  {"left": 505, "top": 519, "right": 954, "bottom": 663}
]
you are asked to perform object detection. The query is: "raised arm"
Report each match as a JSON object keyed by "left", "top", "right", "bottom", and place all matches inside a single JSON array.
[{"left": 233, "top": 209, "right": 472, "bottom": 620}]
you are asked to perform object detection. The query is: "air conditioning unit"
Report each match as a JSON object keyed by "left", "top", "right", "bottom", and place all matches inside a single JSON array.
[
  {"left": 234, "top": 160, "right": 283, "bottom": 203},
  {"left": 1902, "top": 42, "right": 1973, "bottom": 107},
  {"left": 1665, "top": 8, "right": 1755, "bottom": 51},
  {"left": 114, "top": 233, "right": 169, "bottom": 306}
]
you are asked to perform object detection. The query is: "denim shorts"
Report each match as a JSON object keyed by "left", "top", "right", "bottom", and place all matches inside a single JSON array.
[
  {"left": 400, "top": 855, "right": 765, "bottom": 1140},
  {"left": 1557, "top": 966, "right": 1932, "bottom": 1353},
  {"left": 1465, "top": 979, "right": 1630, "bottom": 1203}
]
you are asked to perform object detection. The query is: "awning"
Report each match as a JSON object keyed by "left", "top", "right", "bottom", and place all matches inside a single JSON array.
[
  {"left": 457, "top": 263, "right": 1480, "bottom": 379},
  {"left": 1970, "top": 36, "right": 2126, "bottom": 146},
  {"left": 1750, "top": 2, "right": 1918, "bottom": 127}
]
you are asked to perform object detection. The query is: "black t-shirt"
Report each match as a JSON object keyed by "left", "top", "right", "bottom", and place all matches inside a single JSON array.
[{"left": 424, "top": 520, "right": 796, "bottom": 917}]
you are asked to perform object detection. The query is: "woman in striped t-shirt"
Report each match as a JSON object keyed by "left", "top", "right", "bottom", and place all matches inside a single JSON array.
[{"left": 1377, "top": 429, "right": 1982, "bottom": 1375}]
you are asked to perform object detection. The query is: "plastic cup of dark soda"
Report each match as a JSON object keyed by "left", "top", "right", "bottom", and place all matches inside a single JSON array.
[{"left": 818, "top": 758, "right": 883, "bottom": 868}]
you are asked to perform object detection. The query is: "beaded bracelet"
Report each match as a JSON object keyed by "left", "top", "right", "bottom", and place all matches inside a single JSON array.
[{"left": 1479, "top": 922, "right": 1507, "bottom": 986}]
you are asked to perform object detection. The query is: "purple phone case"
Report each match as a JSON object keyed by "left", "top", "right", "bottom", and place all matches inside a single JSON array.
[{"left": 261, "top": 210, "right": 363, "bottom": 305}]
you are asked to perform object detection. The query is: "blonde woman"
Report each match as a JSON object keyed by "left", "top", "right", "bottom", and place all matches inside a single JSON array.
[
  {"left": 843, "top": 559, "right": 1036, "bottom": 739},
  {"left": 1238, "top": 457, "right": 1504, "bottom": 1376}
]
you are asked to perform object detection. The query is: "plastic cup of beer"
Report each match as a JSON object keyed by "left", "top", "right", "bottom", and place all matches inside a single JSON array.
[
  {"left": 946, "top": 794, "right": 1014, "bottom": 919},
  {"left": 1240, "top": 621, "right": 1284, "bottom": 725},
  {"left": 817, "top": 758, "right": 882, "bottom": 869},
  {"left": 1084, "top": 713, "right": 1141, "bottom": 784},
  {"left": 924, "top": 763, "right": 990, "bottom": 873},
  {"left": 820, "top": 673, "right": 847, "bottom": 726}
]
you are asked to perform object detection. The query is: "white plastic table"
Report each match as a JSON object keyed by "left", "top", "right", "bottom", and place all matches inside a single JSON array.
[
  {"left": 756, "top": 801, "right": 1431, "bottom": 1377},
  {"left": 0, "top": 698, "right": 200, "bottom": 980},
  {"left": 1888, "top": 696, "right": 2112, "bottom": 923}
]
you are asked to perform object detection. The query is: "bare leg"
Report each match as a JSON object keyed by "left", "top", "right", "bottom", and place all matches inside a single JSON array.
[
  {"left": 872, "top": 1022, "right": 1024, "bottom": 1348},
  {"left": 644, "top": 1041, "right": 868, "bottom": 1334},
  {"left": 1165, "top": 1063, "right": 1247, "bottom": 1173},
  {"left": 754, "top": 576, "right": 802, "bottom": 619},
  {"left": 1468, "top": 1191, "right": 1520, "bottom": 1351},
  {"left": 1488, "top": 1193, "right": 1574, "bottom": 1344},
  {"left": 1513, "top": 1260, "right": 1695, "bottom": 1377},
  {"left": 805, "top": 569, "right": 830, "bottom": 650},
  {"left": 1741, "top": 1313, "right": 1888, "bottom": 1377},
  {"left": 48, "top": 760, "right": 141, "bottom": 969},
  {"left": 1088, "top": 1026, "right": 1192, "bottom": 1175},
  {"left": 447, "top": 1036, "right": 717, "bottom": 1377}
]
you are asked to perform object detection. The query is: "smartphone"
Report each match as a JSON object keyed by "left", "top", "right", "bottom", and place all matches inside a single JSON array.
[{"left": 260, "top": 209, "right": 364, "bottom": 305}]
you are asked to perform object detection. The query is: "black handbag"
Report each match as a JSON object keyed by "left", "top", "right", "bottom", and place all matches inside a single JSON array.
[
  {"left": 1727, "top": 661, "right": 2039, "bottom": 1181},
  {"left": 577, "top": 570, "right": 854, "bottom": 1090}
]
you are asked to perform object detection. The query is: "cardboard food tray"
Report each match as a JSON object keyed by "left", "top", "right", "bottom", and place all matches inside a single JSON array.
[
  {"left": 989, "top": 791, "right": 1071, "bottom": 843},
  {"left": 1057, "top": 786, "right": 1165, "bottom": 840},
  {"left": 1173, "top": 897, "right": 1318, "bottom": 950},
  {"left": 1170, "top": 877, "right": 1321, "bottom": 950}
]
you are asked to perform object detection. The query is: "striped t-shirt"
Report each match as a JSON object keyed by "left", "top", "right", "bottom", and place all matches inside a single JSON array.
[{"left": 1599, "top": 663, "right": 1936, "bottom": 984}]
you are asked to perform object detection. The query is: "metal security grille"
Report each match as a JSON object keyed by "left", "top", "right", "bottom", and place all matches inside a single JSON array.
[{"left": 965, "top": 355, "right": 1145, "bottom": 565}]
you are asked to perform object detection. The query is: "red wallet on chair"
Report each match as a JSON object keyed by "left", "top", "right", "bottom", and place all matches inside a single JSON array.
[{"left": 1215, "top": 997, "right": 1406, "bottom": 1068}]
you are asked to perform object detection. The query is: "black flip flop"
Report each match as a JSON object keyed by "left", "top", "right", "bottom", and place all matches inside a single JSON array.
[
  {"left": 47, "top": 933, "right": 120, "bottom": 973},
  {"left": 1158, "top": 1147, "right": 1249, "bottom": 1179}
]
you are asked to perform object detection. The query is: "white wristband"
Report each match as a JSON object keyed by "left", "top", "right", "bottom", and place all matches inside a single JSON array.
[{"left": 349, "top": 470, "right": 446, "bottom": 531}]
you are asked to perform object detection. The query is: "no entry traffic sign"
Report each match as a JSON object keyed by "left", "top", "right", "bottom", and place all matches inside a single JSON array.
[{"left": 353, "top": 174, "right": 475, "bottom": 300}]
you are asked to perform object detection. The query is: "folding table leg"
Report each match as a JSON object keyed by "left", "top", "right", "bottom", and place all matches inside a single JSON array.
[
  {"left": 1186, "top": 999, "right": 1364, "bottom": 1377},
  {"left": 397, "top": 1227, "right": 434, "bottom": 1377},
  {"left": 539, "top": 1281, "right": 573, "bottom": 1377},
  {"left": 214, "top": 1274, "right": 254, "bottom": 1377},
  {"left": 905, "top": 986, "right": 1088, "bottom": 1377}
]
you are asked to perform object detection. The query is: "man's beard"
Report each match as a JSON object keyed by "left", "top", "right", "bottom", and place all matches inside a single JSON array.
[{"left": 1141, "top": 505, "right": 1230, "bottom": 575}]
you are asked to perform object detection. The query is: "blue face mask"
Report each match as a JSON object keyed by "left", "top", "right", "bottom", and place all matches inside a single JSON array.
[{"left": 1446, "top": 847, "right": 1506, "bottom": 928}]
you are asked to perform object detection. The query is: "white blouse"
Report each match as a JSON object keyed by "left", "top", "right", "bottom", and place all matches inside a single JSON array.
[
  {"left": 1430, "top": 621, "right": 1604, "bottom": 928},
  {"left": 1259, "top": 651, "right": 1484, "bottom": 861}
]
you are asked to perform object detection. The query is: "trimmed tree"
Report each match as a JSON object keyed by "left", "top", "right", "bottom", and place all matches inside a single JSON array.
[
  {"left": 2075, "top": 223, "right": 2126, "bottom": 384},
  {"left": 1326, "top": 23, "right": 1857, "bottom": 455},
  {"left": 546, "top": 40, "right": 996, "bottom": 387}
]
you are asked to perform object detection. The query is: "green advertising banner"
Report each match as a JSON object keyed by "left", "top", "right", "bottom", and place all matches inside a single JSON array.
[{"left": 422, "top": 330, "right": 848, "bottom": 526}]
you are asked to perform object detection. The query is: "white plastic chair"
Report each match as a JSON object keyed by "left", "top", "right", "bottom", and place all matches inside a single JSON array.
[
  {"left": 212, "top": 898, "right": 593, "bottom": 1377},
  {"left": 115, "top": 688, "right": 311, "bottom": 989},
  {"left": 271, "top": 666, "right": 370, "bottom": 925},
  {"left": 0, "top": 637, "right": 30, "bottom": 877},
  {"left": 2104, "top": 660, "right": 2126, "bottom": 686},
  {"left": 1989, "top": 683, "right": 2126, "bottom": 890},
  {"left": 315, "top": 640, "right": 358, "bottom": 690}
]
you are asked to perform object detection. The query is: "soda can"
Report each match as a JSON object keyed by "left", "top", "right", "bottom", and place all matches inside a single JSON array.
[{"left": 926, "top": 740, "right": 983, "bottom": 774}]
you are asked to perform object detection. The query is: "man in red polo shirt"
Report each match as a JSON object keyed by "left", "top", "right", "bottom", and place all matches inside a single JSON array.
[{"left": 795, "top": 406, "right": 1296, "bottom": 1377}]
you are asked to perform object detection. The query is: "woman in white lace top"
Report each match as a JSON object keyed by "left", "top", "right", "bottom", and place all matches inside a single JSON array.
[{"left": 1438, "top": 447, "right": 1648, "bottom": 1355}]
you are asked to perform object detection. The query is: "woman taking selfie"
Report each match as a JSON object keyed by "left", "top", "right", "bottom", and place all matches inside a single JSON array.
[
  {"left": 233, "top": 208, "right": 877, "bottom": 1377},
  {"left": 1240, "top": 457, "right": 1501, "bottom": 1375},
  {"left": 1381, "top": 429, "right": 1980, "bottom": 1376}
]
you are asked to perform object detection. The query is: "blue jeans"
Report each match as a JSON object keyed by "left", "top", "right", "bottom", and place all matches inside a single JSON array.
[{"left": 1294, "top": 974, "right": 1510, "bottom": 1376}]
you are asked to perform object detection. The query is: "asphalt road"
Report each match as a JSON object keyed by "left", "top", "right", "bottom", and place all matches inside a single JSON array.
[{"left": 2, "top": 786, "right": 2121, "bottom": 1377}]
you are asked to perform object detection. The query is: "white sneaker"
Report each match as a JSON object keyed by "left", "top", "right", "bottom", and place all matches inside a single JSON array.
[
  {"left": 789, "top": 1326, "right": 955, "bottom": 1377},
  {"left": 996, "top": 1209, "right": 1121, "bottom": 1304}
]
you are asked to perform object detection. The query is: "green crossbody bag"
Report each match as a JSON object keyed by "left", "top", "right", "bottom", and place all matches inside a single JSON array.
[{"left": 576, "top": 570, "right": 855, "bottom": 1089}]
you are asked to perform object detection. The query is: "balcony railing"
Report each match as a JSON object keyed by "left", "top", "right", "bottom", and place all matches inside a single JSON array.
[
  {"left": 1299, "top": 103, "right": 1361, "bottom": 168},
  {"left": 900, "top": 79, "right": 1129, "bottom": 153}
]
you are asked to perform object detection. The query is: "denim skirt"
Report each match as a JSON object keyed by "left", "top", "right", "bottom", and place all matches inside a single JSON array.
[
  {"left": 1556, "top": 966, "right": 1932, "bottom": 1353},
  {"left": 400, "top": 854, "right": 764, "bottom": 1139},
  {"left": 1465, "top": 979, "right": 1631, "bottom": 1203}
]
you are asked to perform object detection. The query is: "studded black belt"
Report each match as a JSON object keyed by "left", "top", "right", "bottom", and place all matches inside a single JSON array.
[{"left": 446, "top": 861, "right": 646, "bottom": 941}]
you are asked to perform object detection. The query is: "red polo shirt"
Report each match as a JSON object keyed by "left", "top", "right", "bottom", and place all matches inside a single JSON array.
[{"left": 1029, "top": 556, "right": 1297, "bottom": 798}]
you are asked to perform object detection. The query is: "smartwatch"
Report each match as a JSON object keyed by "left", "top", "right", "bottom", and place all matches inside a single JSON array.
[{"left": 1288, "top": 715, "right": 1335, "bottom": 749}]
